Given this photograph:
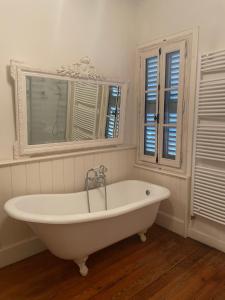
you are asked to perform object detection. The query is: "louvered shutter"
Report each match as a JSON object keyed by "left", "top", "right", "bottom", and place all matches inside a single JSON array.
[
  {"left": 70, "top": 81, "right": 98, "bottom": 140},
  {"left": 158, "top": 41, "right": 186, "bottom": 167},
  {"left": 105, "top": 86, "right": 121, "bottom": 138},
  {"left": 140, "top": 48, "right": 160, "bottom": 163}
]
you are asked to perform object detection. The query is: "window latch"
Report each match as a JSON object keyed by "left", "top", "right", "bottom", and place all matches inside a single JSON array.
[{"left": 154, "top": 114, "right": 159, "bottom": 123}]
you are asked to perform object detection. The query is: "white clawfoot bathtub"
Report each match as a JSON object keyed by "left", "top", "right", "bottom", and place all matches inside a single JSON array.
[{"left": 4, "top": 180, "right": 170, "bottom": 276}]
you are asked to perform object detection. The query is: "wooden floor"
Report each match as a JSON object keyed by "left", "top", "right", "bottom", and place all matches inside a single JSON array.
[{"left": 1, "top": 225, "right": 225, "bottom": 300}]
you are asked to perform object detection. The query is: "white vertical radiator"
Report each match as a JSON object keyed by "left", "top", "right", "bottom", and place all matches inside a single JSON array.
[{"left": 191, "top": 49, "right": 225, "bottom": 225}]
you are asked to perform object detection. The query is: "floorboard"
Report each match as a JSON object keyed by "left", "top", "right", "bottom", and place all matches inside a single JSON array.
[{"left": 0, "top": 225, "right": 225, "bottom": 300}]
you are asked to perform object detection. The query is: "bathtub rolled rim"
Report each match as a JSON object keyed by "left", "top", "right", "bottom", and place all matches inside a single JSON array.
[{"left": 4, "top": 181, "right": 171, "bottom": 225}]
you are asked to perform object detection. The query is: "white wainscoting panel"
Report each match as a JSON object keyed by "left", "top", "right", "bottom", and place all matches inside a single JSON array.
[
  {"left": 133, "top": 165, "right": 189, "bottom": 237},
  {"left": 39, "top": 161, "right": 53, "bottom": 193},
  {"left": 26, "top": 163, "right": 41, "bottom": 194}
]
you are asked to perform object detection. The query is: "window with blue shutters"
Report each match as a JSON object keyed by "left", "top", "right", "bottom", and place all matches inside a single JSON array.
[{"left": 139, "top": 40, "right": 186, "bottom": 168}]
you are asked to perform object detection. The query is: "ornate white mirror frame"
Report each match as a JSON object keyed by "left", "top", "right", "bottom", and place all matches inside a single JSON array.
[{"left": 10, "top": 57, "right": 128, "bottom": 158}]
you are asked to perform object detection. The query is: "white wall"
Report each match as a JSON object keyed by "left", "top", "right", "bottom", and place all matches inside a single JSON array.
[
  {"left": 0, "top": 0, "right": 138, "bottom": 160},
  {"left": 135, "top": 0, "right": 225, "bottom": 244},
  {"left": 137, "top": 0, "right": 225, "bottom": 52}
]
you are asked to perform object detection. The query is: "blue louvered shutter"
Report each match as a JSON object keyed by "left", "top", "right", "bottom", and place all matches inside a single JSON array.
[
  {"left": 163, "top": 51, "right": 180, "bottom": 159},
  {"left": 143, "top": 52, "right": 159, "bottom": 161},
  {"left": 159, "top": 41, "right": 185, "bottom": 167},
  {"left": 105, "top": 86, "right": 121, "bottom": 138}
]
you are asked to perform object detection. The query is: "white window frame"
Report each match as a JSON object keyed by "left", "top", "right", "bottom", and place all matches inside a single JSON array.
[{"left": 138, "top": 34, "right": 189, "bottom": 172}]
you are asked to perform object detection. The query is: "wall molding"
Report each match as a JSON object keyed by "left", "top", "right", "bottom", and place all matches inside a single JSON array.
[
  {"left": 0, "top": 237, "right": 46, "bottom": 269},
  {"left": 188, "top": 228, "right": 225, "bottom": 253},
  {"left": 133, "top": 163, "right": 190, "bottom": 179},
  {"left": 0, "top": 145, "right": 136, "bottom": 168},
  {"left": 156, "top": 211, "right": 185, "bottom": 237}
]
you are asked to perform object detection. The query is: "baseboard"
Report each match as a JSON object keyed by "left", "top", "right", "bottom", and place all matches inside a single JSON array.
[
  {"left": 188, "top": 228, "right": 225, "bottom": 253},
  {"left": 156, "top": 211, "right": 185, "bottom": 237},
  {"left": 0, "top": 237, "right": 46, "bottom": 269}
]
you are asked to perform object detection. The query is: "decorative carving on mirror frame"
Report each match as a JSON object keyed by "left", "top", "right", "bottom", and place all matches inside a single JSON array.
[{"left": 57, "top": 56, "right": 104, "bottom": 80}]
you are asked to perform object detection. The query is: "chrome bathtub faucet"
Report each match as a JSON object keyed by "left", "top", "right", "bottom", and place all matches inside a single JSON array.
[{"left": 85, "top": 165, "right": 108, "bottom": 213}]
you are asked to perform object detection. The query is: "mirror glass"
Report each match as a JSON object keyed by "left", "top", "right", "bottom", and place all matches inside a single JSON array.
[{"left": 26, "top": 76, "right": 121, "bottom": 145}]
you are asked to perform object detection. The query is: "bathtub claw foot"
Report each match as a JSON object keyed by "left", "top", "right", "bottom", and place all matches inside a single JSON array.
[
  {"left": 138, "top": 231, "right": 147, "bottom": 242},
  {"left": 74, "top": 256, "right": 88, "bottom": 276}
]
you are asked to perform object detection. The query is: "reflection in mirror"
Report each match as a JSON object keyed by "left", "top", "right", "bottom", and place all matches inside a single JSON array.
[
  {"left": 105, "top": 86, "right": 121, "bottom": 139},
  {"left": 26, "top": 76, "right": 69, "bottom": 145},
  {"left": 26, "top": 76, "right": 121, "bottom": 145}
]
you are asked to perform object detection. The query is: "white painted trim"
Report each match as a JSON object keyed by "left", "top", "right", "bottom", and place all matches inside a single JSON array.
[
  {"left": 156, "top": 211, "right": 185, "bottom": 237},
  {"left": 0, "top": 145, "right": 136, "bottom": 168},
  {"left": 188, "top": 228, "right": 225, "bottom": 253},
  {"left": 0, "top": 237, "right": 45, "bottom": 269},
  {"left": 184, "top": 176, "right": 192, "bottom": 237},
  {"left": 137, "top": 28, "right": 197, "bottom": 50},
  {"left": 133, "top": 163, "right": 189, "bottom": 180},
  {"left": 185, "top": 27, "right": 199, "bottom": 178}
]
